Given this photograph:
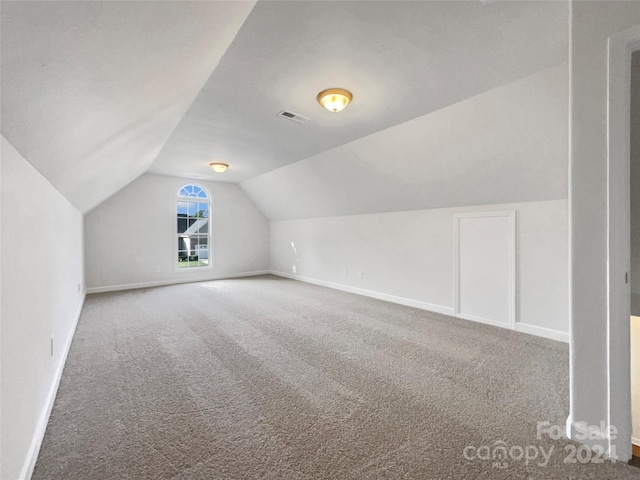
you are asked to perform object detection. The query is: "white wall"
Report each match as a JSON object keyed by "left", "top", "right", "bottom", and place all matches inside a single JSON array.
[
  {"left": 242, "top": 64, "right": 568, "bottom": 221},
  {"left": 271, "top": 199, "right": 568, "bottom": 342},
  {"left": 259, "top": 62, "right": 570, "bottom": 343},
  {"left": 569, "top": 1, "right": 640, "bottom": 459},
  {"left": 85, "top": 173, "right": 269, "bottom": 291},
  {"left": 1, "top": 135, "right": 85, "bottom": 480}
]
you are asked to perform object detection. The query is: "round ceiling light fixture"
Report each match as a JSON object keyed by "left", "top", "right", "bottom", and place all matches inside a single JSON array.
[
  {"left": 209, "top": 162, "right": 229, "bottom": 173},
  {"left": 316, "top": 88, "right": 353, "bottom": 113}
]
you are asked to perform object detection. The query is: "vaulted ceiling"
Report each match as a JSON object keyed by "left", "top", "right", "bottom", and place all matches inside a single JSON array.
[
  {"left": 1, "top": 1, "right": 255, "bottom": 212},
  {"left": 1, "top": 1, "right": 569, "bottom": 215}
]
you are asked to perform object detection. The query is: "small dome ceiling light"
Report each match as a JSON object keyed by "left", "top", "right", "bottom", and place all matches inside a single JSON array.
[
  {"left": 209, "top": 162, "right": 229, "bottom": 173},
  {"left": 316, "top": 88, "right": 353, "bottom": 113}
]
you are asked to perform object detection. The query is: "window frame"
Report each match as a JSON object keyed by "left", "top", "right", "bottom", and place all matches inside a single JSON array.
[{"left": 175, "top": 184, "right": 212, "bottom": 272}]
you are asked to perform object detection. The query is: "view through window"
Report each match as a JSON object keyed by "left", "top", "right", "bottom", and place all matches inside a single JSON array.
[{"left": 177, "top": 184, "right": 210, "bottom": 269}]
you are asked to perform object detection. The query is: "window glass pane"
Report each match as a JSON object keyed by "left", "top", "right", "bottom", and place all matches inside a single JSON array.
[
  {"left": 194, "top": 218, "right": 209, "bottom": 235},
  {"left": 178, "top": 249, "right": 189, "bottom": 267},
  {"left": 195, "top": 237, "right": 208, "bottom": 261},
  {"left": 179, "top": 185, "right": 208, "bottom": 199},
  {"left": 177, "top": 218, "right": 188, "bottom": 234},
  {"left": 186, "top": 202, "right": 198, "bottom": 217},
  {"left": 177, "top": 185, "right": 210, "bottom": 269},
  {"left": 177, "top": 201, "right": 189, "bottom": 215},
  {"left": 182, "top": 236, "right": 192, "bottom": 253},
  {"left": 187, "top": 218, "right": 199, "bottom": 232},
  {"left": 196, "top": 203, "right": 208, "bottom": 218},
  {"left": 194, "top": 236, "right": 204, "bottom": 248}
]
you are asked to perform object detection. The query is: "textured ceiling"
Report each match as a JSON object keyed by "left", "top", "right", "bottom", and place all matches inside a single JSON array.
[{"left": 1, "top": 0, "right": 568, "bottom": 214}]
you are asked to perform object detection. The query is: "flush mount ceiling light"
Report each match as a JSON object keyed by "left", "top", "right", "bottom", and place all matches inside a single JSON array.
[
  {"left": 209, "top": 162, "right": 229, "bottom": 173},
  {"left": 316, "top": 88, "right": 353, "bottom": 113}
]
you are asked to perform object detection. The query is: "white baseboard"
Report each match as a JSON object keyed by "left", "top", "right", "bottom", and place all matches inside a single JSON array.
[
  {"left": 633, "top": 436, "right": 640, "bottom": 446},
  {"left": 86, "top": 270, "right": 270, "bottom": 294},
  {"left": 19, "top": 293, "right": 86, "bottom": 480},
  {"left": 269, "top": 270, "right": 455, "bottom": 316},
  {"left": 515, "top": 322, "right": 569, "bottom": 343},
  {"left": 565, "top": 415, "right": 573, "bottom": 440},
  {"left": 456, "top": 312, "right": 513, "bottom": 331},
  {"left": 271, "top": 271, "right": 570, "bottom": 344}
]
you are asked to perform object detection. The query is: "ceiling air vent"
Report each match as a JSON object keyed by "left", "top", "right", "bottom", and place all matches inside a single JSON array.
[{"left": 277, "top": 110, "right": 310, "bottom": 124}]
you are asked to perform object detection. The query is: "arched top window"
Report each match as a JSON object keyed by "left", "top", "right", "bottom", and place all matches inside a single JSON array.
[
  {"left": 178, "top": 184, "right": 208, "bottom": 199},
  {"left": 176, "top": 184, "right": 211, "bottom": 270}
]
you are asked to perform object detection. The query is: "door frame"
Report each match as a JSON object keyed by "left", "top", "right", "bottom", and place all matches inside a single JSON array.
[{"left": 606, "top": 23, "right": 640, "bottom": 462}]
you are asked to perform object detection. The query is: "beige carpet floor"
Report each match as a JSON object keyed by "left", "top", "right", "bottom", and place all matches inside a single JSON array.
[{"left": 33, "top": 275, "right": 640, "bottom": 479}]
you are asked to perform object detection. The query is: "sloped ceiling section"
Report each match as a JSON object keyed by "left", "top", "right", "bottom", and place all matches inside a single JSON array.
[
  {"left": 149, "top": 0, "right": 568, "bottom": 183},
  {"left": 0, "top": 1, "right": 255, "bottom": 213},
  {"left": 240, "top": 64, "right": 568, "bottom": 221}
]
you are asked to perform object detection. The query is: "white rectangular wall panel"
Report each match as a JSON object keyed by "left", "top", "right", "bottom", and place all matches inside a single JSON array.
[{"left": 455, "top": 211, "right": 516, "bottom": 329}]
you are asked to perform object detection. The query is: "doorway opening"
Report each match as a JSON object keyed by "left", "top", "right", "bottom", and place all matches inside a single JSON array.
[
  {"left": 606, "top": 24, "right": 640, "bottom": 463},
  {"left": 630, "top": 50, "right": 640, "bottom": 461}
]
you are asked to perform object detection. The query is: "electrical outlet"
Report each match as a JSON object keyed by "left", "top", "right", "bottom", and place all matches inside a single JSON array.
[
  {"left": 358, "top": 270, "right": 364, "bottom": 279},
  {"left": 50, "top": 336, "right": 54, "bottom": 357},
  {"left": 156, "top": 266, "right": 161, "bottom": 273},
  {"left": 342, "top": 268, "right": 348, "bottom": 276}
]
